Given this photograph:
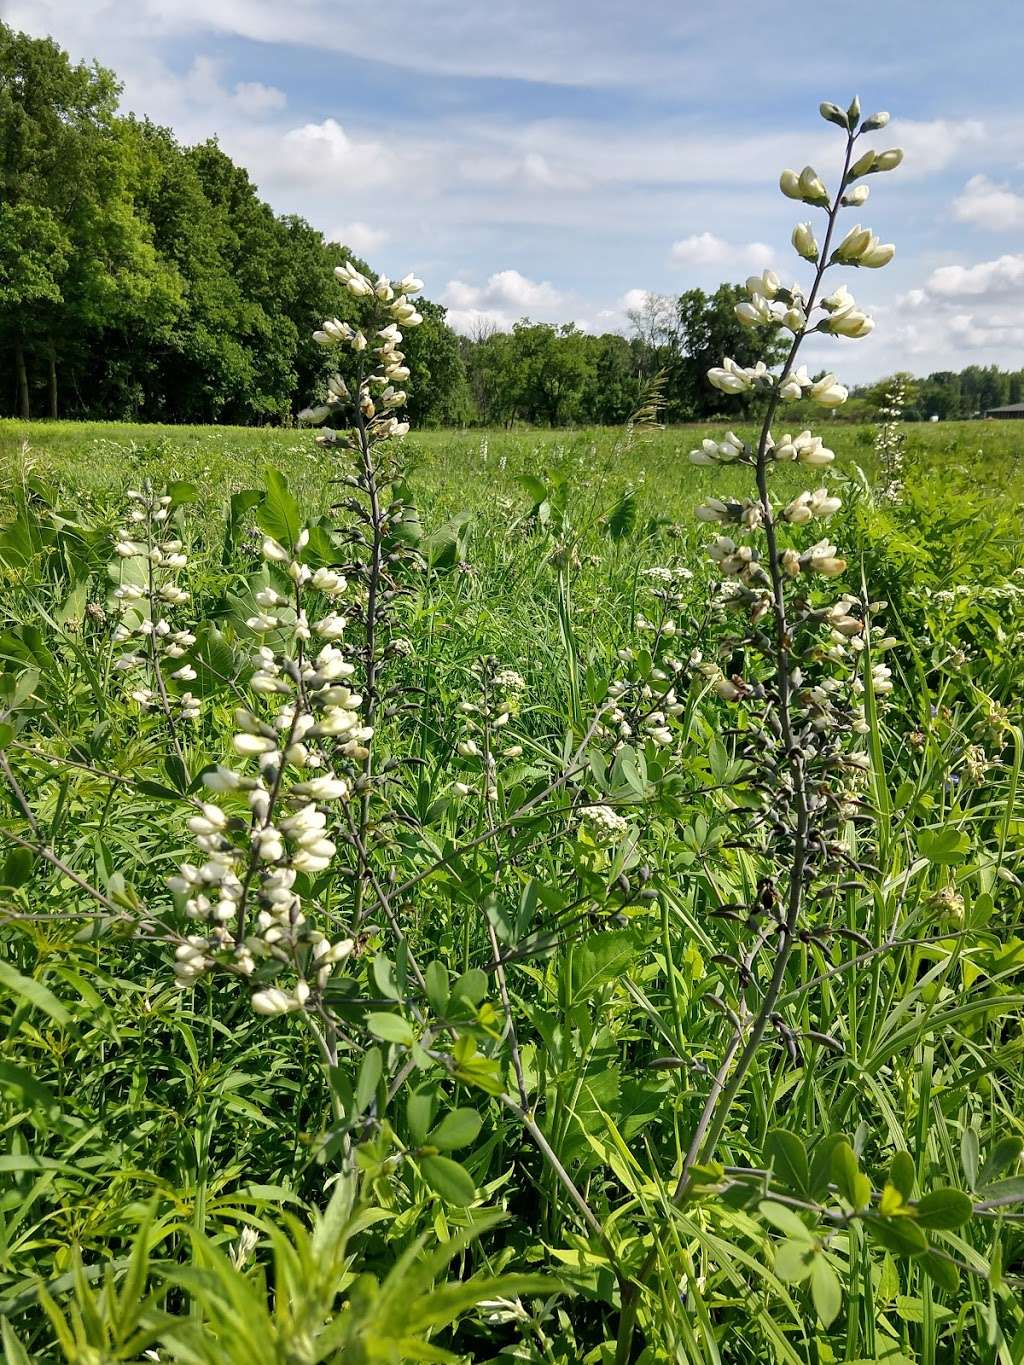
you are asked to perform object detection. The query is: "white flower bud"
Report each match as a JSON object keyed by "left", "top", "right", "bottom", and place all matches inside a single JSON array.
[
  {"left": 792, "top": 222, "right": 819, "bottom": 262},
  {"left": 251, "top": 988, "right": 295, "bottom": 1016}
]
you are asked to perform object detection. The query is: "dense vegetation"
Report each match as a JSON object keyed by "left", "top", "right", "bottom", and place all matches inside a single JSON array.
[{"left": 1, "top": 397, "right": 1024, "bottom": 1362}]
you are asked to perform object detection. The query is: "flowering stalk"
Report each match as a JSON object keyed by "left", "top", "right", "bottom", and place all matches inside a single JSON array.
[
  {"left": 615, "top": 95, "right": 902, "bottom": 1362},
  {"left": 168, "top": 524, "right": 362, "bottom": 1035},
  {"left": 305, "top": 265, "right": 425, "bottom": 929},
  {"left": 111, "top": 483, "right": 199, "bottom": 769},
  {"left": 875, "top": 376, "right": 907, "bottom": 502}
]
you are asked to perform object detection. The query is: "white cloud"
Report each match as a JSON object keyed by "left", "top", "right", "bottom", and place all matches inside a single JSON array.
[
  {"left": 670, "top": 232, "right": 773, "bottom": 269},
  {"left": 458, "top": 148, "right": 591, "bottom": 192},
  {"left": 886, "top": 251, "right": 1024, "bottom": 364},
  {"left": 442, "top": 269, "right": 568, "bottom": 332},
  {"left": 925, "top": 253, "right": 1024, "bottom": 299},
  {"left": 7, "top": 0, "right": 718, "bottom": 89},
  {"left": 329, "top": 222, "right": 390, "bottom": 255},
  {"left": 953, "top": 175, "right": 1024, "bottom": 231},
  {"left": 887, "top": 117, "right": 987, "bottom": 177},
  {"left": 232, "top": 81, "right": 287, "bottom": 114},
  {"left": 277, "top": 119, "right": 400, "bottom": 188},
  {"left": 621, "top": 288, "right": 652, "bottom": 312}
]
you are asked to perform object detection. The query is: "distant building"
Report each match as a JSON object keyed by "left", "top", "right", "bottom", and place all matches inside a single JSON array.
[{"left": 986, "top": 403, "right": 1024, "bottom": 419}]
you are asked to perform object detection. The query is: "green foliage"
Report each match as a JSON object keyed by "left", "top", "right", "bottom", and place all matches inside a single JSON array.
[
  {"left": 0, "top": 411, "right": 1023, "bottom": 1364},
  {"left": 0, "top": 24, "right": 468, "bottom": 426}
]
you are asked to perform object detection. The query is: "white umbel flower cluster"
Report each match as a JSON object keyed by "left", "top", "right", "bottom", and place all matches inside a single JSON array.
[{"left": 579, "top": 804, "right": 629, "bottom": 847}]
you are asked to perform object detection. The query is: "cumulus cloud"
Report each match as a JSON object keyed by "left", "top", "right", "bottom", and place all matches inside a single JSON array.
[
  {"left": 925, "top": 253, "right": 1024, "bottom": 299},
  {"left": 621, "top": 288, "right": 652, "bottom": 312},
  {"left": 232, "top": 81, "right": 287, "bottom": 114},
  {"left": 276, "top": 119, "right": 400, "bottom": 188},
  {"left": 953, "top": 175, "right": 1024, "bottom": 231},
  {"left": 889, "top": 252, "right": 1024, "bottom": 361},
  {"left": 442, "top": 270, "right": 568, "bottom": 332},
  {"left": 670, "top": 233, "right": 773, "bottom": 269}
]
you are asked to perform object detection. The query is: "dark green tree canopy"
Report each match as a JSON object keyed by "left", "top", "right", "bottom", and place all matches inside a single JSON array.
[{"left": 0, "top": 22, "right": 468, "bottom": 425}]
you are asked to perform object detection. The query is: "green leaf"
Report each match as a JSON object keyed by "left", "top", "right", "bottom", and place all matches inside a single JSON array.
[
  {"left": 765, "top": 1129, "right": 809, "bottom": 1196},
  {"left": 774, "top": 1238, "right": 814, "bottom": 1283},
  {"left": 809, "top": 1133, "right": 848, "bottom": 1199},
  {"left": 366, "top": 1013, "right": 414, "bottom": 1046},
  {"left": 758, "top": 1200, "right": 814, "bottom": 1243},
  {"left": 256, "top": 468, "right": 301, "bottom": 550},
  {"left": 372, "top": 955, "right": 401, "bottom": 1001},
  {"left": 568, "top": 930, "right": 638, "bottom": 1003},
  {"left": 811, "top": 1255, "right": 842, "bottom": 1327},
  {"left": 979, "top": 1136, "right": 1023, "bottom": 1187},
  {"left": 919, "top": 1249, "right": 960, "bottom": 1294},
  {"left": 299, "top": 521, "right": 337, "bottom": 568},
  {"left": 1, "top": 1317, "right": 33, "bottom": 1365},
  {"left": 832, "top": 1140, "right": 871, "bottom": 1210},
  {"left": 168, "top": 480, "right": 199, "bottom": 506},
  {"left": 419, "top": 1155, "right": 476, "bottom": 1205},
  {"left": 977, "top": 1174, "right": 1024, "bottom": 1203},
  {"left": 917, "top": 826, "right": 971, "bottom": 866},
  {"left": 424, "top": 960, "right": 449, "bottom": 1014},
  {"left": 1, "top": 847, "right": 34, "bottom": 889},
  {"left": 223, "top": 489, "right": 263, "bottom": 564},
  {"left": 0, "top": 1061, "right": 59, "bottom": 1113},
  {"left": 425, "top": 511, "right": 472, "bottom": 570},
  {"left": 406, "top": 1084, "right": 434, "bottom": 1145},
  {"left": 429, "top": 1109, "right": 483, "bottom": 1152},
  {"left": 451, "top": 968, "right": 488, "bottom": 1008},
  {"left": 355, "top": 1046, "right": 383, "bottom": 1113},
  {"left": 605, "top": 487, "right": 637, "bottom": 540},
  {"left": 0, "top": 961, "right": 71, "bottom": 1027},
  {"left": 180, "top": 623, "right": 243, "bottom": 698},
  {"left": 889, "top": 1150, "right": 916, "bottom": 1201},
  {"left": 517, "top": 474, "right": 548, "bottom": 508},
  {"left": 866, "top": 1214, "right": 928, "bottom": 1257},
  {"left": 914, "top": 1188, "right": 973, "bottom": 1230}
]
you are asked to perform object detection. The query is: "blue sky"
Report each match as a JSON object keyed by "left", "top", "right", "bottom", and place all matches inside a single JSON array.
[{"left": 10, "top": 0, "right": 1024, "bottom": 381}]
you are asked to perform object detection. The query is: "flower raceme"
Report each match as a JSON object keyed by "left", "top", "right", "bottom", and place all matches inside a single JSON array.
[
  {"left": 694, "top": 93, "right": 900, "bottom": 825},
  {"left": 305, "top": 265, "right": 424, "bottom": 445},
  {"left": 167, "top": 262, "right": 431, "bottom": 1020},
  {"left": 112, "top": 487, "right": 200, "bottom": 723},
  {"left": 167, "top": 524, "right": 362, "bottom": 1010}
]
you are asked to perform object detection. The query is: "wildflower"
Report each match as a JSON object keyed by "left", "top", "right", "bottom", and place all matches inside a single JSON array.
[
  {"left": 580, "top": 804, "right": 629, "bottom": 846},
  {"left": 809, "top": 374, "right": 848, "bottom": 407},
  {"left": 792, "top": 222, "right": 819, "bottom": 262},
  {"left": 832, "top": 224, "right": 894, "bottom": 268},
  {"left": 746, "top": 269, "right": 780, "bottom": 300}
]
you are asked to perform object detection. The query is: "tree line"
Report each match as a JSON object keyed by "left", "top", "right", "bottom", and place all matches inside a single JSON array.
[
  {"left": 0, "top": 24, "right": 464, "bottom": 426},
  {"left": 3, "top": 23, "right": 1020, "bottom": 429},
  {"left": 890, "top": 367, "right": 1024, "bottom": 420}
]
